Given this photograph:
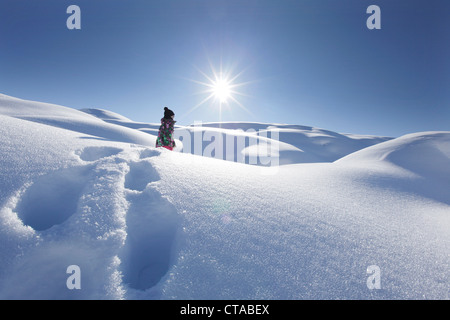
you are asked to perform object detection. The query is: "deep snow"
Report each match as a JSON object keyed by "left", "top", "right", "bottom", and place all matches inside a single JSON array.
[{"left": 0, "top": 93, "right": 448, "bottom": 300}]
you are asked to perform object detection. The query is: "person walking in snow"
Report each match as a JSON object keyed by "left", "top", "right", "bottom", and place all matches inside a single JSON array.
[{"left": 156, "top": 107, "right": 176, "bottom": 151}]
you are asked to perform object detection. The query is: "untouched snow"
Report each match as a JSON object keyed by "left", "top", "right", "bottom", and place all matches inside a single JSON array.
[{"left": 0, "top": 93, "right": 448, "bottom": 300}]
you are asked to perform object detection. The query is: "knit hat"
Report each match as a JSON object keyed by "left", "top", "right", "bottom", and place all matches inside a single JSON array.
[{"left": 164, "top": 107, "right": 175, "bottom": 119}]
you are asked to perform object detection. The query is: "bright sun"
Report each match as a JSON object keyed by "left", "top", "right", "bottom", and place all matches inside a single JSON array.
[
  {"left": 182, "top": 60, "right": 255, "bottom": 123},
  {"left": 211, "top": 77, "right": 232, "bottom": 104}
]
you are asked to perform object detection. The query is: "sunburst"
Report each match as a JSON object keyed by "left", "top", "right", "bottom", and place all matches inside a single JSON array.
[{"left": 182, "top": 59, "right": 254, "bottom": 122}]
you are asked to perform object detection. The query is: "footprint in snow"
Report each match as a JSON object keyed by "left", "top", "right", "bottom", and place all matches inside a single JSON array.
[
  {"left": 124, "top": 160, "right": 160, "bottom": 192},
  {"left": 139, "top": 148, "right": 159, "bottom": 160},
  {"left": 15, "top": 165, "right": 92, "bottom": 231},
  {"left": 15, "top": 145, "right": 178, "bottom": 293},
  {"left": 120, "top": 152, "right": 180, "bottom": 291},
  {"left": 77, "top": 146, "right": 123, "bottom": 162}
]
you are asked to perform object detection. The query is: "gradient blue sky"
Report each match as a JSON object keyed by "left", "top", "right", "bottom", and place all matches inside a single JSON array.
[{"left": 0, "top": 0, "right": 448, "bottom": 137}]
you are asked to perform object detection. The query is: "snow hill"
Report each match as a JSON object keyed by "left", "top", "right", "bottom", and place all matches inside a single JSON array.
[{"left": 0, "top": 93, "right": 448, "bottom": 300}]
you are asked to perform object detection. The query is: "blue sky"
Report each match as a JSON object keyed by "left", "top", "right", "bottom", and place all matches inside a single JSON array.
[{"left": 0, "top": 0, "right": 448, "bottom": 137}]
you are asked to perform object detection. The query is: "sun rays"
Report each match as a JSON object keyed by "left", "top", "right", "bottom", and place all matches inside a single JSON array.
[{"left": 181, "top": 59, "right": 255, "bottom": 122}]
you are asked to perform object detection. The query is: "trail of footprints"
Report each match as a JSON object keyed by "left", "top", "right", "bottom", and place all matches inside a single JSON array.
[{"left": 13, "top": 145, "right": 179, "bottom": 293}]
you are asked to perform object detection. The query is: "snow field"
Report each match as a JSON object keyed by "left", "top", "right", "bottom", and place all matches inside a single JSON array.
[
  {"left": 153, "top": 151, "right": 449, "bottom": 299},
  {"left": 0, "top": 94, "right": 448, "bottom": 299}
]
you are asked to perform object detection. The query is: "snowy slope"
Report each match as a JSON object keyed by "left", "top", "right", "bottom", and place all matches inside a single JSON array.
[
  {"left": 337, "top": 131, "right": 450, "bottom": 179},
  {"left": 0, "top": 94, "right": 157, "bottom": 147},
  {"left": 0, "top": 94, "right": 448, "bottom": 300}
]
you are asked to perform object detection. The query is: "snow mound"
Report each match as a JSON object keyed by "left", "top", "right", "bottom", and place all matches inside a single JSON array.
[
  {"left": 0, "top": 94, "right": 156, "bottom": 147},
  {"left": 337, "top": 131, "right": 450, "bottom": 180}
]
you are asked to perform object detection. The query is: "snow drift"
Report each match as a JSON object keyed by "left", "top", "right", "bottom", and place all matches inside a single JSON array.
[{"left": 0, "top": 93, "right": 448, "bottom": 300}]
